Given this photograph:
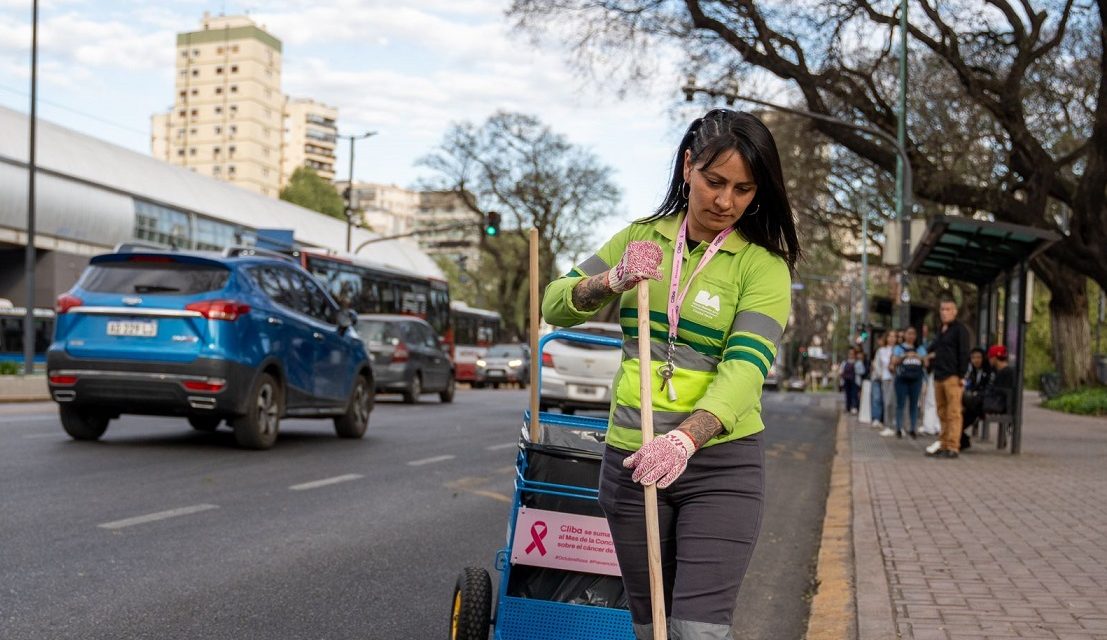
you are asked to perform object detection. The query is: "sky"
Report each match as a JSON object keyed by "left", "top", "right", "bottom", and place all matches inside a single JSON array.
[{"left": 0, "top": 0, "right": 711, "bottom": 254}]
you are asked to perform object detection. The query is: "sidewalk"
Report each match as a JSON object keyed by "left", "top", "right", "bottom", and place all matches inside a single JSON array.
[{"left": 839, "top": 392, "right": 1107, "bottom": 639}]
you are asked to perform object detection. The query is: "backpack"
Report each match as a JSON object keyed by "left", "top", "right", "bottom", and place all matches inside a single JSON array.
[
  {"left": 840, "top": 361, "right": 855, "bottom": 382},
  {"left": 896, "top": 348, "right": 925, "bottom": 382}
]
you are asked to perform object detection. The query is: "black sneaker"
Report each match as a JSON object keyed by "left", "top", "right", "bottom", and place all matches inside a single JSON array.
[
  {"left": 933, "top": 449, "right": 959, "bottom": 459},
  {"left": 896, "top": 431, "right": 903, "bottom": 439},
  {"left": 909, "top": 431, "right": 917, "bottom": 440}
]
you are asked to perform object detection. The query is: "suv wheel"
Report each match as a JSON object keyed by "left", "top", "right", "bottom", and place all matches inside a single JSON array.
[
  {"left": 403, "top": 374, "right": 422, "bottom": 404},
  {"left": 233, "top": 373, "right": 281, "bottom": 450},
  {"left": 188, "top": 416, "right": 221, "bottom": 432},
  {"left": 439, "top": 376, "right": 456, "bottom": 403},
  {"left": 335, "top": 375, "right": 373, "bottom": 438},
  {"left": 60, "top": 406, "right": 110, "bottom": 441}
]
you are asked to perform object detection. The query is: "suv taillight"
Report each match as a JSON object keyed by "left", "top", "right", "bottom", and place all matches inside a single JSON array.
[
  {"left": 541, "top": 352, "right": 554, "bottom": 368},
  {"left": 186, "top": 300, "right": 250, "bottom": 321},
  {"left": 56, "top": 294, "right": 83, "bottom": 314},
  {"left": 391, "top": 341, "right": 410, "bottom": 363}
]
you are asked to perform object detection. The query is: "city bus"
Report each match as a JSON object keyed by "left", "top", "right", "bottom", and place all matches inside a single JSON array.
[
  {"left": 298, "top": 250, "right": 452, "bottom": 345},
  {"left": 450, "top": 301, "right": 502, "bottom": 383},
  {"left": 0, "top": 300, "right": 55, "bottom": 367}
]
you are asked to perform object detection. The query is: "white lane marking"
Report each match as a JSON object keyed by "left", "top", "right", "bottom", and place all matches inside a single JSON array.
[
  {"left": 407, "top": 454, "right": 456, "bottom": 467},
  {"left": 288, "top": 474, "right": 364, "bottom": 491},
  {"left": 2, "top": 415, "right": 59, "bottom": 423},
  {"left": 485, "top": 442, "right": 517, "bottom": 451},
  {"left": 23, "top": 433, "right": 63, "bottom": 439},
  {"left": 97, "top": 504, "right": 219, "bottom": 530}
]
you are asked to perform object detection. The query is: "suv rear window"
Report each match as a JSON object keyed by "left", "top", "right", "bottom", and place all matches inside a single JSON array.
[{"left": 80, "top": 262, "right": 230, "bottom": 295}]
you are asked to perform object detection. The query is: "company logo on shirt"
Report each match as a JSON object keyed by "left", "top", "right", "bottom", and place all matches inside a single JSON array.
[{"left": 691, "top": 289, "right": 721, "bottom": 318}]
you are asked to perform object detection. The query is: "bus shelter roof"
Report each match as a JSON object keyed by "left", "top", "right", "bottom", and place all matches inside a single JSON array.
[{"left": 907, "top": 216, "right": 1060, "bottom": 284}]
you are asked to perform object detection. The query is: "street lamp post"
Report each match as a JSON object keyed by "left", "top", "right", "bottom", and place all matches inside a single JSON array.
[
  {"left": 682, "top": 78, "right": 914, "bottom": 329},
  {"left": 338, "top": 130, "right": 377, "bottom": 253},
  {"left": 22, "top": 0, "right": 39, "bottom": 375}
]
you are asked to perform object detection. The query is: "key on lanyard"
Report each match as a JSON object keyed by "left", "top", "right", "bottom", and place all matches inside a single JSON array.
[{"left": 658, "top": 340, "right": 678, "bottom": 402}]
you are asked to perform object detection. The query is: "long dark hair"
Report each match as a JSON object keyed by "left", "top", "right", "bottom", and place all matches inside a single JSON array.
[{"left": 644, "top": 109, "right": 801, "bottom": 271}]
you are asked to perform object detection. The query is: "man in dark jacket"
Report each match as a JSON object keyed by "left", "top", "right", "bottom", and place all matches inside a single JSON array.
[{"left": 926, "top": 296, "right": 973, "bottom": 459}]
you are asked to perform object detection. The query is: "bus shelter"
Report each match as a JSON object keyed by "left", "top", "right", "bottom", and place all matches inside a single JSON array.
[{"left": 906, "top": 215, "right": 1059, "bottom": 454}]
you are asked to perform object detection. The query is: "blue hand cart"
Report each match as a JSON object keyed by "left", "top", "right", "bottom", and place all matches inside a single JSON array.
[{"left": 449, "top": 330, "right": 636, "bottom": 640}]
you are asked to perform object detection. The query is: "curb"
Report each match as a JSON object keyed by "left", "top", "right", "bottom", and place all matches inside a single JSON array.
[
  {"left": 0, "top": 375, "right": 50, "bottom": 403},
  {"left": 804, "top": 411, "right": 856, "bottom": 639}
]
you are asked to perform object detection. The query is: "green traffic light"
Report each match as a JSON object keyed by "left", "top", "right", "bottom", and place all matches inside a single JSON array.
[{"left": 485, "top": 226, "right": 498, "bottom": 236}]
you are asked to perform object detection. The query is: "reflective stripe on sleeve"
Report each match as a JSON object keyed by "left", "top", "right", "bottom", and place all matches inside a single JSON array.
[{"left": 730, "top": 311, "right": 784, "bottom": 345}]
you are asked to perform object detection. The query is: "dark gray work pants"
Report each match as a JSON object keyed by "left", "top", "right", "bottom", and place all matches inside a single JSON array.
[{"left": 598, "top": 435, "right": 765, "bottom": 640}]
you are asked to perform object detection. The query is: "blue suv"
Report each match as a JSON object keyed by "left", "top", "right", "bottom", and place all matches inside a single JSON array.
[{"left": 47, "top": 246, "right": 374, "bottom": 449}]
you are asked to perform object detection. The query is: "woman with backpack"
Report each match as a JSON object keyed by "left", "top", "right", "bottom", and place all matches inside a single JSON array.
[{"left": 884, "top": 326, "right": 927, "bottom": 439}]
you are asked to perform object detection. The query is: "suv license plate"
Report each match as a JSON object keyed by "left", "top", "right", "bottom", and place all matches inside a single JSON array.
[
  {"left": 107, "top": 320, "right": 158, "bottom": 337},
  {"left": 569, "top": 384, "right": 600, "bottom": 397},
  {"left": 486, "top": 369, "right": 504, "bottom": 377}
]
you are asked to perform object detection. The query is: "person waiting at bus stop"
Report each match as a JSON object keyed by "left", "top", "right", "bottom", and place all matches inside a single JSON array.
[{"left": 543, "top": 109, "right": 800, "bottom": 640}]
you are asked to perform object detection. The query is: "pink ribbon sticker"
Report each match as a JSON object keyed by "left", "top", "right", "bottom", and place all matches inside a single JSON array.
[{"left": 525, "top": 521, "right": 548, "bottom": 555}]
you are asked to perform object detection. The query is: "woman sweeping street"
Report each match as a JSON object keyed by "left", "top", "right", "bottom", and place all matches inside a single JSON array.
[{"left": 542, "top": 109, "right": 801, "bottom": 640}]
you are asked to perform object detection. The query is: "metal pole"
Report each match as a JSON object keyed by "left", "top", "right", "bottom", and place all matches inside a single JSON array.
[
  {"left": 1097, "top": 287, "right": 1104, "bottom": 354},
  {"left": 345, "top": 136, "right": 355, "bottom": 253},
  {"left": 897, "top": 0, "right": 911, "bottom": 329},
  {"left": 22, "top": 0, "right": 38, "bottom": 376},
  {"left": 861, "top": 213, "right": 869, "bottom": 330}
]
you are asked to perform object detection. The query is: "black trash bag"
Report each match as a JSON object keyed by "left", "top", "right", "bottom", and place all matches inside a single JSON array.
[
  {"left": 506, "top": 565, "right": 628, "bottom": 609},
  {"left": 520, "top": 444, "right": 605, "bottom": 518}
]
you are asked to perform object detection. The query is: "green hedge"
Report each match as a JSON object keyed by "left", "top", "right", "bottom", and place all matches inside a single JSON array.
[
  {"left": 0, "top": 362, "right": 20, "bottom": 375},
  {"left": 1042, "top": 386, "right": 1107, "bottom": 416}
]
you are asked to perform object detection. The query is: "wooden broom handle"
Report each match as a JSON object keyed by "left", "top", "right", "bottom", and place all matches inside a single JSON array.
[{"left": 637, "top": 280, "right": 667, "bottom": 639}]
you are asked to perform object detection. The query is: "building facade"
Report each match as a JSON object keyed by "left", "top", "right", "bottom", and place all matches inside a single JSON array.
[
  {"left": 335, "top": 182, "right": 422, "bottom": 237},
  {"left": 416, "top": 190, "right": 481, "bottom": 266},
  {"left": 281, "top": 97, "right": 338, "bottom": 186},
  {"left": 150, "top": 13, "right": 284, "bottom": 197}
]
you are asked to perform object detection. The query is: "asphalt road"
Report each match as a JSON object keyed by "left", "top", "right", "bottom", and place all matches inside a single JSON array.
[{"left": 0, "top": 387, "right": 836, "bottom": 640}]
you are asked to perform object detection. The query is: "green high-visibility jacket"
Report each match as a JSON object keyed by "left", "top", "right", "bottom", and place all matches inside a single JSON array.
[{"left": 542, "top": 211, "right": 791, "bottom": 452}]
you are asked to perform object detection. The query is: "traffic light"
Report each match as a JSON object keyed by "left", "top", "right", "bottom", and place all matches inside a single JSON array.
[{"left": 484, "top": 211, "right": 501, "bottom": 237}]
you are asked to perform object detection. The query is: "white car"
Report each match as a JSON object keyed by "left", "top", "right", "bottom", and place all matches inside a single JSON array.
[{"left": 539, "top": 322, "right": 623, "bottom": 415}]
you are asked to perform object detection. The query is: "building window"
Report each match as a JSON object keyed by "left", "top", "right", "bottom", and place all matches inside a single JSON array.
[
  {"left": 214, "top": 126, "right": 222, "bottom": 135},
  {"left": 262, "top": 168, "right": 269, "bottom": 177},
  {"left": 228, "top": 145, "right": 236, "bottom": 157},
  {"left": 231, "top": 65, "right": 239, "bottom": 73},
  {"left": 216, "top": 66, "right": 224, "bottom": 74},
  {"left": 213, "top": 146, "right": 221, "bottom": 156},
  {"left": 230, "top": 85, "right": 238, "bottom": 93},
  {"left": 191, "top": 68, "right": 199, "bottom": 77},
  {"left": 217, "top": 47, "right": 224, "bottom": 54},
  {"left": 228, "top": 165, "right": 236, "bottom": 175},
  {"left": 181, "top": 50, "right": 188, "bottom": 58},
  {"left": 179, "top": 70, "right": 186, "bottom": 77},
  {"left": 134, "top": 200, "right": 191, "bottom": 248},
  {"left": 230, "top": 104, "right": 238, "bottom": 115},
  {"left": 189, "top": 148, "right": 197, "bottom": 156},
  {"left": 193, "top": 215, "right": 241, "bottom": 250},
  {"left": 190, "top": 128, "right": 197, "bottom": 135},
  {"left": 191, "top": 48, "right": 199, "bottom": 57},
  {"left": 214, "top": 106, "right": 222, "bottom": 115},
  {"left": 177, "top": 149, "right": 185, "bottom": 157},
  {"left": 178, "top": 90, "right": 186, "bottom": 98},
  {"left": 213, "top": 165, "right": 221, "bottom": 175},
  {"left": 178, "top": 110, "right": 186, "bottom": 118},
  {"left": 215, "top": 86, "right": 222, "bottom": 95},
  {"left": 229, "top": 125, "right": 237, "bottom": 136},
  {"left": 232, "top": 45, "right": 240, "bottom": 53}
]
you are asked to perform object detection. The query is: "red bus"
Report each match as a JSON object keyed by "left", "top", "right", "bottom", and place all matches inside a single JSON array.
[
  {"left": 450, "top": 301, "right": 501, "bottom": 382},
  {"left": 299, "top": 251, "right": 452, "bottom": 344}
]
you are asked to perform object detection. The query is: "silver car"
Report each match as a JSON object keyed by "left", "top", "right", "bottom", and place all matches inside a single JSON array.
[
  {"left": 539, "top": 322, "right": 622, "bottom": 414},
  {"left": 473, "top": 343, "right": 530, "bottom": 388}
]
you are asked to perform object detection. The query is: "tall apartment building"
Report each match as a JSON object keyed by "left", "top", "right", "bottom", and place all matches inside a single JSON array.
[
  {"left": 151, "top": 13, "right": 284, "bottom": 196},
  {"left": 280, "top": 97, "right": 338, "bottom": 185}
]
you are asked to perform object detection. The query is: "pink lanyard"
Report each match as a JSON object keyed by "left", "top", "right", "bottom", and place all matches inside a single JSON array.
[{"left": 667, "top": 216, "right": 733, "bottom": 345}]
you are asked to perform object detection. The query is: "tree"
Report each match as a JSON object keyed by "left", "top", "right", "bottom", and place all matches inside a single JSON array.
[
  {"left": 509, "top": 0, "right": 1104, "bottom": 388},
  {"left": 279, "top": 167, "right": 346, "bottom": 220},
  {"left": 419, "top": 112, "right": 622, "bottom": 337}
]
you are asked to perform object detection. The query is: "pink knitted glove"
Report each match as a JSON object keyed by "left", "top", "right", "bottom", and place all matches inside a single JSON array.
[
  {"left": 607, "top": 241, "right": 664, "bottom": 293},
  {"left": 623, "top": 430, "right": 696, "bottom": 488}
]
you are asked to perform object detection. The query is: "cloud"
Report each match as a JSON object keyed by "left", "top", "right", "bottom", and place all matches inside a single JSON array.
[{"left": 0, "top": 11, "right": 174, "bottom": 71}]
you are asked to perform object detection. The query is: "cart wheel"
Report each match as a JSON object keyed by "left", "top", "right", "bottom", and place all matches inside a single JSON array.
[{"left": 449, "top": 567, "right": 491, "bottom": 640}]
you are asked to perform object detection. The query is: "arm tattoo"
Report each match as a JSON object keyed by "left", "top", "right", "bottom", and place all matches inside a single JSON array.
[
  {"left": 677, "top": 410, "right": 724, "bottom": 450},
  {"left": 571, "top": 272, "right": 619, "bottom": 312}
]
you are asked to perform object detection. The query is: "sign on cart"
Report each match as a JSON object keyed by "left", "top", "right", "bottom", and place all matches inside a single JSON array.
[{"left": 510, "top": 507, "right": 621, "bottom": 577}]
